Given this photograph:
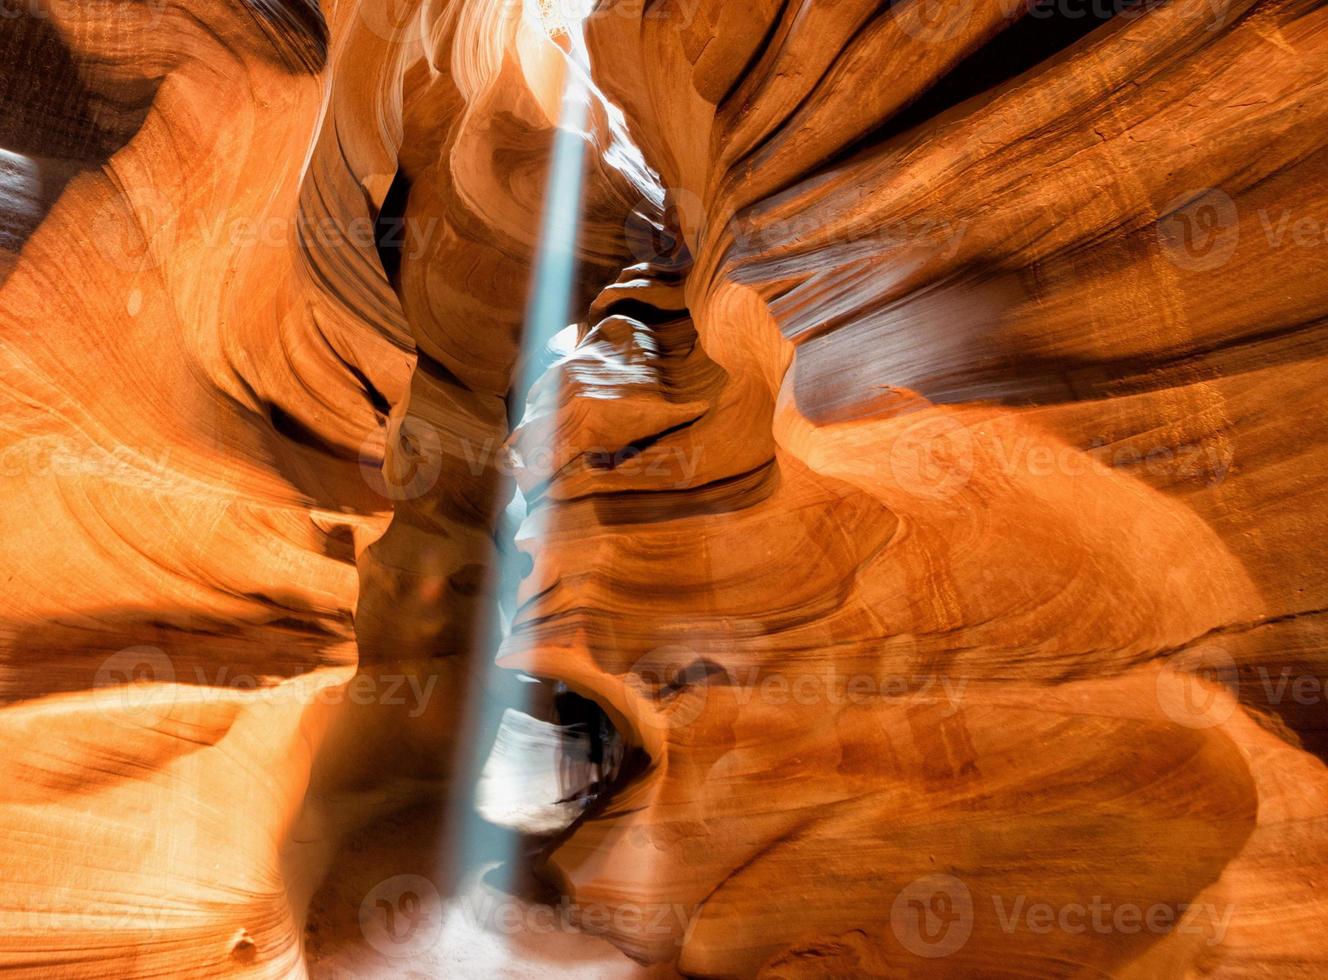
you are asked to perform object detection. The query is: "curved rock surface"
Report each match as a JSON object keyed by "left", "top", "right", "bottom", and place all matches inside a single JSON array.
[{"left": 1, "top": 0, "right": 1326, "bottom": 976}]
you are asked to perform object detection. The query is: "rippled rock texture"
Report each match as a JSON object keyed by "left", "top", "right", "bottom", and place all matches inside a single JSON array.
[{"left": 2, "top": 0, "right": 1327, "bottom": 976}]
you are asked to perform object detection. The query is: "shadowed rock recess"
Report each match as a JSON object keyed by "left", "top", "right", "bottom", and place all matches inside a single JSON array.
[{"left": 1, "top": 0, "right": 1326, "bottom": 976}]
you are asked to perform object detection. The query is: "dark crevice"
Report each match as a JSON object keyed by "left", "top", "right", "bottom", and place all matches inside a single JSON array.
[
  {"left": 0, "top": 7, "right": 162, "bottom": 283},
  {"left": 266, "top": 402, "right": 348, "bottom": 457},
  {"left": 584, "top": 416, "right": 702, "bottom": 471},
  {"left": 714, "top": 0, "right": 795, "bottom": 112},
  {"left": 577, "top": 458, "right": 780, "bottom": 527},
  {"left": 0, "top": 9, "right": 159, "bottom": 162},
  {"left": 241, "top": 0, "right": 329, "bottom": 74},
  {"left": 814, "top": 0, "right": 1136, "bottom": 180},
  {"left": 414, "top": 347, "right": 470, "bottom": 392},
  {"left": 596, "top": 297, "right": 689, "bottom": 326},
  {"left": 342, "top": 359, "right": 393, "bottom": 417},
  {"left": 373, "top": 167, "right": 413, "bottom": 288}
]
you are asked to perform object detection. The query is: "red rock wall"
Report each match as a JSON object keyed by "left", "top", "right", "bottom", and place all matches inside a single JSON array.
[{"left": 1, "top": 0, "right": 1326, "bottom": 976}]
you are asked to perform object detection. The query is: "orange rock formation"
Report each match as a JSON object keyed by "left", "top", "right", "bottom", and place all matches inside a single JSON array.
[{"left": 1, "top": 0, "right": 1326, "bottom": 976}]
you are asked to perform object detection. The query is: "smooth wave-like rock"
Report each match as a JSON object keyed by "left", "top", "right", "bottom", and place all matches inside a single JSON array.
[{"left": 1, "top": 0, "right": 1326, "bottom": 976}]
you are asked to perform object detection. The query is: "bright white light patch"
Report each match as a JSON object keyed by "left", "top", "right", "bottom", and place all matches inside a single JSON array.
[{"left": 476, "top": 708, "right": 591, "bottom": 836}]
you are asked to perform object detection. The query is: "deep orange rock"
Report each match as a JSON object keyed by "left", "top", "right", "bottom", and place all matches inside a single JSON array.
[{"left": 1, "top": 0, "right": 1326, "bottom": 976}]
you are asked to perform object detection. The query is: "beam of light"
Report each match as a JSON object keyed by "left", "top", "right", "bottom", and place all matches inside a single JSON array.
[{"left": 444, "top": 18, "right": 593, "bottom": 924}]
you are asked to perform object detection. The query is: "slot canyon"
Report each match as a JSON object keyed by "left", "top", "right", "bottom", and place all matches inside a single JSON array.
[{"left": 1, "top": 0, "right": 1327, "bottom": 975}]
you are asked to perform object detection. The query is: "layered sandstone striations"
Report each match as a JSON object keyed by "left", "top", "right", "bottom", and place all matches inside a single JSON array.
[{"left": 1, "top": 0, "right": 1326, "bottom": 977}]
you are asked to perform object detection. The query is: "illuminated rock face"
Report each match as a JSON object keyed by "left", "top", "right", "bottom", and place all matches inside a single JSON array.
[{"left": 2, "top": 0, "right": 1327, "bottom": 977}]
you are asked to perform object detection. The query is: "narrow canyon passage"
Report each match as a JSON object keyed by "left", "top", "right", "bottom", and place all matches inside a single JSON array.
[{"left": 1, "top": 0, "right": 1327, "bottom": 977}]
